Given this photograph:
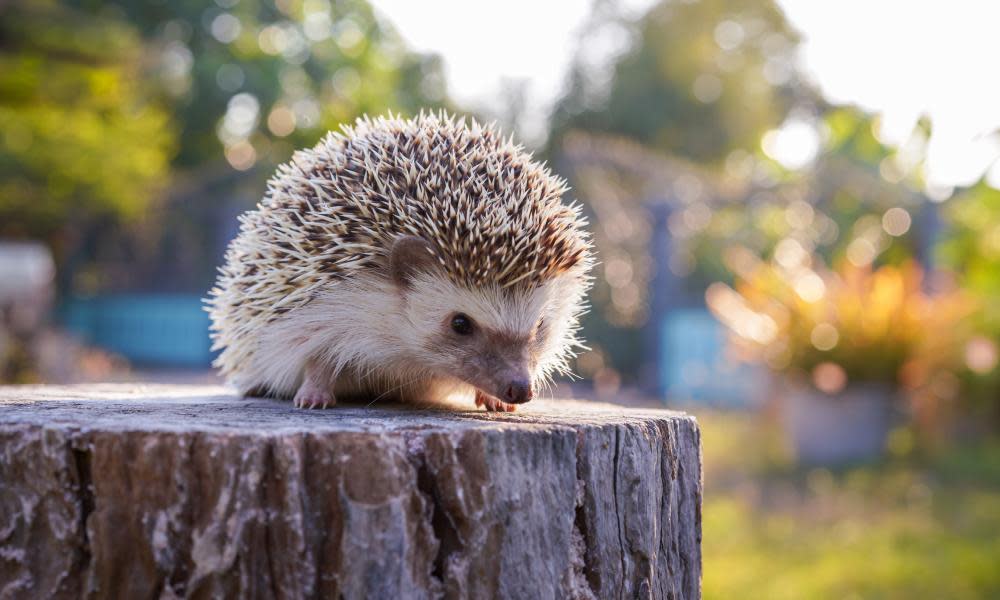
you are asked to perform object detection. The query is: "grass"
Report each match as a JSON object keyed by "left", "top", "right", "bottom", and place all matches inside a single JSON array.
[{"left": 694, "top": 411, "right": 1000, "bottom": 599}]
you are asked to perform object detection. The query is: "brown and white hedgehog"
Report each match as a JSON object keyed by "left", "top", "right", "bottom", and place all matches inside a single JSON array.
[{"left": 207, "top": 112, "right": 592, "bottom": 412}]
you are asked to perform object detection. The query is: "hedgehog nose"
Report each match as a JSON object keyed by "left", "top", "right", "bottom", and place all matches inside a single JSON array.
[{"left": 504, "top": 379, "right": 533, "bottom": 404}]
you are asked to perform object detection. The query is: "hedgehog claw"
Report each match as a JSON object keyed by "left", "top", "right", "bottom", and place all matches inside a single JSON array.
[
  {"left": 475, "top": 390, "right": 517, "bottom": 413},
  {"left": 293, "top": 379, "right": 335, "bottom": 409}
]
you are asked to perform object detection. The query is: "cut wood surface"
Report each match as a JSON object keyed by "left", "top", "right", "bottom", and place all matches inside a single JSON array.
[{"left": 0, "top": 384, "right": 702, "bottom": 599}]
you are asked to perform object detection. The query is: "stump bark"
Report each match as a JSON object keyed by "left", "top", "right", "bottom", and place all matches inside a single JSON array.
[{"left": 0, "top": 384, "right": 701, "bottom": 599}]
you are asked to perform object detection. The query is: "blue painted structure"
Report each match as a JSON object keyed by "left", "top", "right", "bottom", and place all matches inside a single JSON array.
[
  {"left": 645, "top": 199, "right": 762, "bottom": 407},
  {"left": 60, "top": 295, "right": 214, "bottom": 367},
  {"left": 658, "top": 308, "right": 764, "bottom": 407}
]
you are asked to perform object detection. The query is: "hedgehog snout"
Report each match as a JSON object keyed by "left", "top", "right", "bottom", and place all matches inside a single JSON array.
[
  {"left": 463, "top": 352, "right": 535, "bottom": 405},
  {"left": 488, "top": 360, "right": 535, "bottom": 405},
  {"left": 503, "top": 377, "right": 533, "bottom": 404}
]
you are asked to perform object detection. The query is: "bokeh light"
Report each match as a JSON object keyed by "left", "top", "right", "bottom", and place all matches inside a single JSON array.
[
  {"left": 267, "top": 106, "right": 296, "bottom": 137},
  {"left": 762, "top": 118, "right": 821, "bottom": 170},
  {"left": 794, "top": 271, "right": 826, "bottom": 303},
  {"left": 965, "top": 336, "right": 999, "bottom": 374},
  {"left": 210, "top": 13, "right": 241, "bottom": 44},
  {"left": 812, "top": 361, "right": 847, "bottom": 394},
  {"left": 810, "top": 323, "right": 839, "bottom": 351},
  {"left": 882, "top": 207, "right": 912, "bottom": 237},
  {"left": 224, "top": 141, "right": 256, "bottom": 171}
]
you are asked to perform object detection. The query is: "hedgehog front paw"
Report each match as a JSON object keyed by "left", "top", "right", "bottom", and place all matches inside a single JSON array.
[
  {"left": 293, "top": 380, "right": 336, "bottom": 409},
  {"left": 475, "top": 390, "right": 517, "bottom": 413}
]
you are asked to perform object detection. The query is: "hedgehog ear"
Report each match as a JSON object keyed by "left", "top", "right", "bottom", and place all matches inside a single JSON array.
[{"left": 389, "top": 235, "right": 439, "bottom": 289}]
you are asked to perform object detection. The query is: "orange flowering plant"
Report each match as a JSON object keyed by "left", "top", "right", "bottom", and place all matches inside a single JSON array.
[{"left": 706, "top": 247, "right": 975, "bottom": 396}]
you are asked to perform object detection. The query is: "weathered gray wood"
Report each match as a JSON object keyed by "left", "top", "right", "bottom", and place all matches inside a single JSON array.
[{"left": 0, "top": 384, "right": 701, "bottom": 599}]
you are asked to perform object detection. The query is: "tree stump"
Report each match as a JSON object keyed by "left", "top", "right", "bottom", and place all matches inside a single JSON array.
[{"left": 0, "top": 384, "right": 701, "bottom": 599}]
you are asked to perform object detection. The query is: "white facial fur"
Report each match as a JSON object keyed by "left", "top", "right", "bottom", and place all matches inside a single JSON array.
[
  {"left": 248, "top": 266, "right": 588, "bottom": 402},
  {"left": 399, "top": 268, "right": 587, "bottom": 387}
]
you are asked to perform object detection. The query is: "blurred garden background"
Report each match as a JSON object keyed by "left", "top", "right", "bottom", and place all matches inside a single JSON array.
[{"left": 2, "top": 0, "right": 999, "bottom": 596}]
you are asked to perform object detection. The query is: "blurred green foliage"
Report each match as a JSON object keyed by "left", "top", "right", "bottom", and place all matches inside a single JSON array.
[
  {"left": 551, "top": 0, "right": 800, "bottom": 164},
  {"left": 940, "top": 182, "right": 1000, "bottom": 330},
  {"left": 689, "top": 107, "right": 928, "bottom": 285},
  {"left": 0, "top": 0, "right": 448, "bottom": 291},
  {"left": 80, "top": 0, "right": 448, "bottom": 169},
  {"left": 549, "top": 0, "right": 803, "bottom": 383},
  {"left": 0, "top": 1, "right": 174, "bottom": 238},
  {"left": 938, "top": 182, "right": 1000, "bottom": 420},
  {"left": 699, "top": 411, "right": 1000, "bottom": 599}
]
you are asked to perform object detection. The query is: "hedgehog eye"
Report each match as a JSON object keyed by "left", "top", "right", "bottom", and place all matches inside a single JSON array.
[{"left": 450, "top": 313, "right": 475, "bottom": 336}]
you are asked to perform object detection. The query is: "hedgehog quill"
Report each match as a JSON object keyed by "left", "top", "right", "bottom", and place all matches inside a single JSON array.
[{"left": 207, "top": 112, "right": 593, "bottom": 412}]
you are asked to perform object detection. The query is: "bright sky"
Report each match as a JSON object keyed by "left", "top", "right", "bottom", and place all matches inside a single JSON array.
[
  {"left": 372, "top": 0, "right": 1000, "bottom": 191},
  {"left": 779, "top": 0, "right": 1000, "bottom": 192}
]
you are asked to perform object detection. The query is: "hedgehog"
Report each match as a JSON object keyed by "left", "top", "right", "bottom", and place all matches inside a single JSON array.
[{"left": 207, "top": 112, "right": 593, "bottom": 412}]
